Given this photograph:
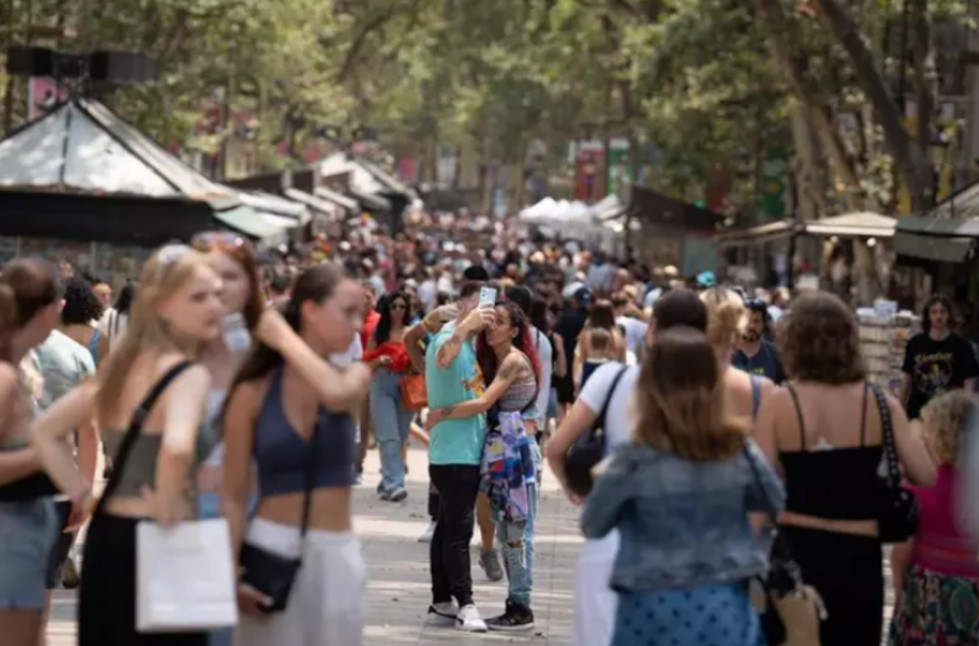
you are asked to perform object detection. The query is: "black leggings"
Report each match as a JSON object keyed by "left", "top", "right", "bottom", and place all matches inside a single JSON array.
[{"left": 79, "top": 512, "right": 207, "bottom": 646}]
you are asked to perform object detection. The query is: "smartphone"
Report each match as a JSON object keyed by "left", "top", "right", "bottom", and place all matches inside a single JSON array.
[{"left": 478, "top": 286, "right": 498, "bottom": 309}]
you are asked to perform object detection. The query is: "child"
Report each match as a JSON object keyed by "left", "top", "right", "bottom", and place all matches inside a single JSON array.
[{"left": 889, "top": 390, "right": 979, "bottom": 646}]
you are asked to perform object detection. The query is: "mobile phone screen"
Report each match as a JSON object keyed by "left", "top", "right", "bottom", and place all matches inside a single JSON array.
[{"left": 478, "top": 287, "right": 497, "bottom": 309}]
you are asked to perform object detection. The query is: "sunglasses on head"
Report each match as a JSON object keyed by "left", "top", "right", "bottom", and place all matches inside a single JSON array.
[{"left": 191, "top": 231, "right": 246, "bottom": 250}]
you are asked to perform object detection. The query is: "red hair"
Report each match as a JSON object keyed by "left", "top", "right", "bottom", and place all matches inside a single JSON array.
[{"left": 476, "top": 301, "right": 541, "bottom": 391}]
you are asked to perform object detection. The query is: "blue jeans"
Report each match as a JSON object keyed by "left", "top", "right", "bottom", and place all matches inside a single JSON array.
[
  {"left": 499, "top": 479, "right": 539, "bottom": 607},
  {"left": 370, "top": 369, "right": 414, "bottom": 494}
]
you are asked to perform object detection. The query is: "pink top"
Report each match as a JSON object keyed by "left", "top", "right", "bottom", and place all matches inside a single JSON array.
[{"left": 910, "top": 465, "right": 979, "bottom": 578}]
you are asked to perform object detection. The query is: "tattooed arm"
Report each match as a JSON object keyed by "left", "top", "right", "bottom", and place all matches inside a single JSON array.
[{"left": 426, "top": 354, "right": 527, "bottom": 426}]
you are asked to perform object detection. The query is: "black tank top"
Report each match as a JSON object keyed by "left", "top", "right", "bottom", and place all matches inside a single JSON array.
[{"left": 778, "top": 383, "right": 882, "bottom": 520}]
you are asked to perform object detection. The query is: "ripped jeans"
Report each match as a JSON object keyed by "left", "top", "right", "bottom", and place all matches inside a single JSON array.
[{"left": 498, "top": 480, "right": 539, "bottom": 607}]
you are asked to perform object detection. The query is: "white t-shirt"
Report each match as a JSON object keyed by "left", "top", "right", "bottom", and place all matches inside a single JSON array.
[
  {"left": 97, "top": 308, "right": 129, "bottom": 351},
  {"left": 577, "top": 362, "right": 639, "bottom": 451},
  {"left": 616, "top": 316, "right": 648, "bottom": 358},
  {"left": 532, "top": 326, "right": 553, "bottom": 425},
  {"left": 330, "top": 335, "right": 363, "bottom": 367}
]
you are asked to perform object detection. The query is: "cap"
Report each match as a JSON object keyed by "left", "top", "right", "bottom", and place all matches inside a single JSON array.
[{"left": 697, "top": 271, "right": 717, "bottom": 288}]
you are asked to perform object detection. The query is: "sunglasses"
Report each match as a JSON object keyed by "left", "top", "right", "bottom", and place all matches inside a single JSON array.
[
  {"left": 155, "top": 243, "right": 193, "bottom": 280},
  {"left": 191, "top": 231, "right": 246, "bottom": 250}
]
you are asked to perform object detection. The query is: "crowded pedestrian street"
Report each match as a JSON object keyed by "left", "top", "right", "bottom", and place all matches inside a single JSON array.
[{"left": 5, "top": 2, "right": 979, "bottom": 646}]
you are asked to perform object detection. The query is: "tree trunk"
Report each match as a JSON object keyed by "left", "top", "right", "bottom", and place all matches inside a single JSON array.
[
  {"left": 789, "top": 104, "right": 828, "bottom": 221},
  {"left": 753, "top": 0, "right": 862, "bottom": 210},
  {"left": 812, "top": 0, "right": 934, "bottom": 212},
  {"left": 911, "top": 0, "right": 936, "bottom": 165}
]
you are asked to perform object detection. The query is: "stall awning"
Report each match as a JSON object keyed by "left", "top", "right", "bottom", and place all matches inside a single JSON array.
[
  {"left": 282, "top": 188, "right": 341, "bottom": 218},
  {"left": 715, "top": 220, "right": 796, "bottom": 247},
  {"left": 804, "top": 212, "right": 896, "bottom": 238},
  {"left": 351, "top": 190, "right": 390, "bottom": 211},
  {"left": 892, "top": 215, "right": 979, "bottom": 263},
  {"left": 314, "top": 186, "right": 357, "bottom": 211},
  {"left": 213, "top": 205, "right": 292, "bottom": 246},
  {"left": 237, "top": 191, "right": 310, "bottom": 224}
]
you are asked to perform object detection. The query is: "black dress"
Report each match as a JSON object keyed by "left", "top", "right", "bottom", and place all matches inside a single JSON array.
[{"left": 779, "top": 384, "right": 884, "bottom": 646}]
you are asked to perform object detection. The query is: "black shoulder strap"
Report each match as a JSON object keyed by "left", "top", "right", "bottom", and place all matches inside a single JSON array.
[
  {"left": 598, "top": 365, "right": 629, "bottom": 431},
  {"left": 94, "top": 361, "right": 194, "bottom": 515},
  {"left": 785, "top": 383, "right": 807, "bottom": 450},
  {"left": 871, "top": 383, "right": 901, "bottom": 488},
  {"left": 750, "top": 375, "right": 762, "bottom": 420}
]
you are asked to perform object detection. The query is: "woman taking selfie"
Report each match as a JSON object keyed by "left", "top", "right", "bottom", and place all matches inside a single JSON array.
[
  {"left": 223, "top": 263, "right": 371, "bottom": 646},
  {"left": 582, "top": 326, "right": 783, "bottom": 646},
  {"left": 32, "top": 245, "right": 225, "bottom": 646},
  {"left": 0, "top": 259, "right": 65, "bottom": 646}
]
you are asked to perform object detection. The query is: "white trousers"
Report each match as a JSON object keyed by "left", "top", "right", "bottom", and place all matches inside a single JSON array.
[
  {"left": 234, "top": 518, "right": 365, "bottom": 646},
  {"left": 571, "top": 530, "right": 620, "bottom": 646}
]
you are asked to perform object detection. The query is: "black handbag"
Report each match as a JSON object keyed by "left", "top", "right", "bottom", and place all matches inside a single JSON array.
[
  {"left": 565, "top": 365, "right": 627, "bottom": 496},
  {"left": 238, "top": 420, "right": 320, "bottom": 613},
  {"left": 870, "top": 383, "right": 919, "bottom": 543}
]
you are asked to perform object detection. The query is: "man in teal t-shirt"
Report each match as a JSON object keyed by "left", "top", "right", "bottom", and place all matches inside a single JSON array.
[{"left": 421, "top": 284, "right": 495, "bottom": 632}]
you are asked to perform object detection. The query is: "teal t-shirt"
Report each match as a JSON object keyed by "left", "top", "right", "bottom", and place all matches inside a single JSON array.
[{"left": 426, "top": 326, "right": 486, "bottom": 465}]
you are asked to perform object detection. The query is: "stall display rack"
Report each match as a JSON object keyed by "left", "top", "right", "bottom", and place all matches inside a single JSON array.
[{"left": 858, "top": 303, "right": 919, "bottom": 397}]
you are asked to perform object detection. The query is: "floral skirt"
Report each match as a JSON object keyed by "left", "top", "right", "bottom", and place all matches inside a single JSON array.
[{"left": 888, "top": 564, "right": 979, "bottom": 646}]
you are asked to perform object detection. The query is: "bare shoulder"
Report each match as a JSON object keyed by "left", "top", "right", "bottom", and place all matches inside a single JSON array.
[
  {"left": 157, "top": 355, "right": 211, "bottom": 391},
  {"left": 498, "top": 352, "right": 528, "bottom": 380},
  {"left": 0, "top": 362, "right": 18, "bottom": 391}
]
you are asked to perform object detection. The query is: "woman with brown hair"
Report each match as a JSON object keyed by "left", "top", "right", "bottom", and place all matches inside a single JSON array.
[
  {"left": 223, "top": 263, "right": 371, "bottom": 646},
  {"left": 32, "top": 244, "right": 226, "bottom": 645},
  {"left": 0, "top": 259, "right": 65, "bottom": 646},
  {"left": 582, "top": 326, "right": 782, "bottom": 646},
  {"left": 755, "top": 290, "right": 937, "bottom": 645}
]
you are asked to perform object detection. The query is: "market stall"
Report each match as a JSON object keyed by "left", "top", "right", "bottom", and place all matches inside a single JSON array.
[{"left": 0, "top": 98, "right": 293, "bottom": 279}]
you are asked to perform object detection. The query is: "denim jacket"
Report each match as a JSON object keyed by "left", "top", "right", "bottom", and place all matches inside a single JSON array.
[{"left": 581, "top": 439, "right": 785, "bottom": 591}]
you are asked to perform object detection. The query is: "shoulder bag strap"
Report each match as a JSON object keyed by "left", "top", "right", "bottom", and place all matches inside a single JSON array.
[
  {"left": 94, "top": 361, "right": 194, "bottom": 516},
  {"left": 785, "top": 383, "right": 807, "bottom": 450},
  {"left": 750, "top": 376, "right": 762, "bottom": 420},
  {"left": 871, "top": 383, "right": 901, "bottom": 488},
  {"left": 598, "top": 365, "right": 629, "bottom": 431}
]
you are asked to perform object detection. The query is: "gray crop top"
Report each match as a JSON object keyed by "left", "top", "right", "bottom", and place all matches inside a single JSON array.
[{"left": 101, "top": 426, "right": 213, "bottom": 498}]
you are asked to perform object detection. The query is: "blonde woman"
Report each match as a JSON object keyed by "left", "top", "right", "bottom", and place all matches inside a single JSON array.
[
  {"left": 700, "top": 287, "right": 773, "bottom": 420},
  {"left": 889, "top": 391, "right": 979, "bottom": 645},
  {"left": 582, "top": 326, "right": 783, "bottom": 646},
  {"left": 32, "top": 245, "right": 225, "bottom": 646}
]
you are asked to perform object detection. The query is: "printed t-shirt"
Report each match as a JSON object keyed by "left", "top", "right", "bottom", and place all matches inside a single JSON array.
[
  {"left": 732, "top": 340, "right": 785, "bottom": 384},
  {"left": 903, "top": 332, "right": 979, "bottom": 419}
]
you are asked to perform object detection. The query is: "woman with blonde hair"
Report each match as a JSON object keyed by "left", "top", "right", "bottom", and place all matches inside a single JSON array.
[
  {"left": 700, "top": 287, "right": 773, "bottom": 420},
  {"left": 582, "top": 326, "right": 783, "bottom": 646},
  {"left": 32, "top": 244, "right": 225, "bottom": 645},
  {"left": 889, "top": 390, "right": 979, "bottom": 646},
  {"left": 756, "top": 290, "right": 936, "bottom": 645}
]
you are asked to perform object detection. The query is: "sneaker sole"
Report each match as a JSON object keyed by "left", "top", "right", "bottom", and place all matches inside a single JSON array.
[
  {"left": 487, "top": 623, "right": 535, "bottom": 632},
  {"left": 390, "top": 490, "right": 408, "bottom": 502},
  {"left": 456, "top": 622, "right": 488, "bottom": 633}
]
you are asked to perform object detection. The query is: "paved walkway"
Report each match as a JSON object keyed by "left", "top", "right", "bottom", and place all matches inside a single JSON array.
[
  {"left": 46, "top": 444, "right": 899, "bottom": 645},
  {"left": 47, "top": 444, "right": 583, "bottom": 645}
]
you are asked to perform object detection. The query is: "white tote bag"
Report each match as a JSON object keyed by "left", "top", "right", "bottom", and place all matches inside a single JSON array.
[{"left": 136, "top": 517, "right": 238, "bottom": 633}]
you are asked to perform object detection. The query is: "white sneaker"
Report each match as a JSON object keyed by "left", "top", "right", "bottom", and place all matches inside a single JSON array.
[
  {"left": 427, "top": 601, "right": 458, "bottom": 626},
  {"left": 418, "top": 521, "right": 436, "bottom": 543},
  {"left": 456, "top": 604, "right": 488, "bottom": 632}
]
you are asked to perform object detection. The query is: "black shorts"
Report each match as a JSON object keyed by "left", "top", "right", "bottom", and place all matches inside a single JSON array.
[{"left": 46, "top": 499, "right": 75, "bottom": 589}]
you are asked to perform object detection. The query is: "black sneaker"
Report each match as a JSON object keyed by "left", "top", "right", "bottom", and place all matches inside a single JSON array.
[{"left": 485, "top": 599, "right": 534, "bottom": 632}]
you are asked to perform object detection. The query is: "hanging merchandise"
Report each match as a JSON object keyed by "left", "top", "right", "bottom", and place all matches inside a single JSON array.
[{"left": 858, "top": 301, "right": 919, "bottom": 397}]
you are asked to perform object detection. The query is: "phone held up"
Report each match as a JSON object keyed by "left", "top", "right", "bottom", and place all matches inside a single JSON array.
[{"left": 478, "top": 287, "right": 497, "bottom": 309}]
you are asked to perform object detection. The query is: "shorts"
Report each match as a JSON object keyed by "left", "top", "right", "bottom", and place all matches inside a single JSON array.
[
  {"left": 0, "top": 498, "right": 57, "bottom": 609},
  {"left": 46, "top": 499, "right": 76, "bottom": 589}
]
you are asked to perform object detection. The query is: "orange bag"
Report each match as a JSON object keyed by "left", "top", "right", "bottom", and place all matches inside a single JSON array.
[{"left": 400, "top": 374, "right": 428, "bottom": 411}]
